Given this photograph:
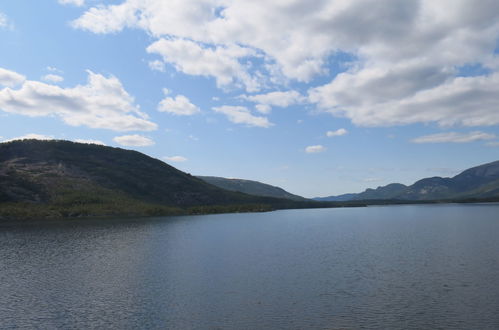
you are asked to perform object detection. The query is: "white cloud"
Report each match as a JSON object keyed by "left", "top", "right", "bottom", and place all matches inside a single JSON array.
[
  {"left": 42, "top": 74, "right": 64, "bottom": 83},
  {"left": 71, "top": 1, "right": 140, "bottom": 34},
  {"left": 72, "top": 1, "right": 499, "bottom": 82},
  {"left": 70, "top": 0, "right": 336, "bottom": 82},
  {"left": 113, "top": 134, "right": 154, "bottom": 147},
  {"left": 74, "top": 139, "right": 105, "bottom": 145},
  {"left": 0, "top": 68, "right": 157, "bottom": 132},
  {"left": 0, "top": 12, "right": 13, "bottom": 30},
  {"left": 158, "top": 94, "right": 200, "bottom": 116},
  {"left": 148, "top": 60, "right": 165, "bottom": 72},
  {"left": 0, "top": 68, "right": 25, "bottom": 87},
  {"left": 163, "top": 155, "right": 187, "bottom": 162},
  {"left": 58, "top": 0, "right": 85, "bottom": 7},
  {"left": 240, "top": 90, "right": 304, "bottom": 113},
  {"left": 411, "top": 131, "right": 496, "bottom": 144},
  {"left": 310, "top": 70, "right": 499, "bottom": 128},
  {"left": 305, "top": 145, "right": 326, "bottom": 153},
  {"left": 255, "top": 104, "right": 271, "bottom": 114},
  {"left": 486, "top": 141, "right": 499, "bottom": 147},
  {"left": 326, "top": 128, "right": 348, "bottom": 137},
  {"left": 242, "top": 90, "right": 304, "bottom": 107},
  {"left": 71, "top": 1, "right": 499, "bottom": 127},
  {"left": 212, "top": 105, "right": 272, "bottom": 128},
  {"left": 0, "top": 13, "right": 7, "bottom": 28},
  {"left": 3, "top": 133, "right": 54, "bottom": 142},
  {"left": 147, "top": 38, "right": 260, "bottom": 92},
  {"left": 46, "top": 66, "right": 63, "bottom": 73}
]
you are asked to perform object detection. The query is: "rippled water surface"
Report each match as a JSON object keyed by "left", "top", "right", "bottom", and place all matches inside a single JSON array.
[{"left": 1, "top": 204, "right": 499, "bottom": 329}]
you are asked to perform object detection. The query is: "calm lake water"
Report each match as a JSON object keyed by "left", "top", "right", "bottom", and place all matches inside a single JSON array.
[{"left": 1, "top": 204, "right": 499, "bottom": 329}]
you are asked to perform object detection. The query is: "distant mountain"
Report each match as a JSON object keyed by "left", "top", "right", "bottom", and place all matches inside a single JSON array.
[
  {"left": 399, "top": 160, "right": 499, "bottom": 200},
  {"left": 355, "top": 183, "right": 408, "bottom": 200},
  {"left": 197, "top": 176, "right": 307, "bottom": 201},
  {"left": 316, "top": 160, "right": 499, "bottom": 201},
  {"left": 313, "top": 193, "right": 357, "bottom": 202},
  {"left": 0, "top": 140, "right": 336, "bottom": 220}
]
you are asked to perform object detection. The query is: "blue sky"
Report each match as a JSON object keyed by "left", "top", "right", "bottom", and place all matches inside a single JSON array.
[{"left": 1, "top": 0, "right": 499, "bottom": 198}]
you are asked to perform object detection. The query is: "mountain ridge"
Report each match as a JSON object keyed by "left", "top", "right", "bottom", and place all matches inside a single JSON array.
[
  {"left": 197, "top": 176, "right": 307, "bottom": 201},
  {"left": 316, "top": 160, "right": 499, "bottom": 202}
]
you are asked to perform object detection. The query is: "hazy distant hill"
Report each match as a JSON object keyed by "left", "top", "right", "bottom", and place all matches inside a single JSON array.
[
  {"left": 197, "top": 176, "right": 307, "bottom": 201},
  {"left": 313, "top": 193, "right": 358, "bottom": 202},
  {"left": 399, "top": 160, "right": 499, "bottom": 200},
  {"left": 0, "top": 140, "right": 335, "bottom": 219},
  {"left": 316, "top": 161, "right": 499, "bottom": 201}
]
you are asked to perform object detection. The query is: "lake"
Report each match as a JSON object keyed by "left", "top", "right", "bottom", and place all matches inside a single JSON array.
[{"left": 1, "top": 204, "right": 499, "bottom": 329}]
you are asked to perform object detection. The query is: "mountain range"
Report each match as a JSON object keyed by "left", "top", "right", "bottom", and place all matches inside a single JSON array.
[
  {"left": 315, "top": 160, "right": 499, "bottom": 202},
  {"left": 2, "top": 139, "right": 498, "bottom": 220}
]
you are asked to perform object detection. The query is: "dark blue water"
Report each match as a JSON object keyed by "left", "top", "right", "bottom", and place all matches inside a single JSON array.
[{"left": 1, "top": 204, "right": 499, "bottom": 329}]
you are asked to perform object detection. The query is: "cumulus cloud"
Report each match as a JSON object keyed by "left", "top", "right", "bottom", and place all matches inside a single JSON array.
[
  {"left": 47, "top": 66, "right": 63, "bottom": 73},
  {"left": 411, "top": 131, "right": 496, "bottom": 144},
  {"left": 310, "top": 70, "right": 499, "bottom": 127},
  {"left": 0, "top": 68, "right": 157, "bottom": 131},
  {"left": 148, "top": 60, "right": 165, "bottom": 72},
  {"left": 3, "top": 133, "right": 54, "bottom": 142},
  {"left": 254, "top": 104, "right": 271, "bottom": 114},
  {"left": 240, "top": 90, "right": 304, "bottom": 113},
  {"left": 58, "top": 0, "right": 85, "bottom": 7},
  {"left": 0, "top": 68, "right": 25, "bottom": 87},
  {"left": 212, "top": 105, "right": 272, "bottom": 128},
  {"left": 0, "top": 13, "right": 6, "bottom": 28},
  {"left": 305, "top": 145, "right": 326, "bottom": 153},
  {"left": 71, "top": 1, "right": 141, "bottom": 34},
  {"left": 113, "top": 134, "right": 154, "bottom": 146},
  {"left": 74, "top": 139, "right": 105, "bottom": 145},
  {"left": 41, "top": 74, "right": 64, "bottom": 83},
  {"left": 0, "top": 12, "right": 13, "bottom": 30},
  {"left": 163, "top": 155, "right": 187, "bottom": 162},
  {"left": 70, "top": 0, "right": 338, "bottom": 82},
  {"left": 147, "top": 38, "right": 260, "bottom": 92},
  {"left": 326, "top": 128, "right": 348, "bottom": 137},
  {"left": 158, "top": 94, "right": 200, "bottom": 116},
  {"left": 71, "top": 1, "right": 499, "bottom": 128}
]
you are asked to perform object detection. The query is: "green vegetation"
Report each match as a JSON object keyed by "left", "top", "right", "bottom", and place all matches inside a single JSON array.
[
  {"left": 0, "top": 139, "right": 348, "bottom": 221},
  {"left": 197, "top": 176, "right": 307, "bottom": 201},
  {"left": 4, "top": 139, "right": 495, "bottom": 222}
]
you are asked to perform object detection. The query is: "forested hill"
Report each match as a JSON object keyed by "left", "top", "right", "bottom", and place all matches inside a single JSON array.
[
  {"left": 0, "top": 140, "right": 337, "bottom": 219},
  {"left": 197, "top": 176, "right": 307, "bottom": 201}
]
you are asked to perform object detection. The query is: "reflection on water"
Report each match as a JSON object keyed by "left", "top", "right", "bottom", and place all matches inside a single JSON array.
[{"left": 1, "top": 204, "right": 499, "bottom": 329}]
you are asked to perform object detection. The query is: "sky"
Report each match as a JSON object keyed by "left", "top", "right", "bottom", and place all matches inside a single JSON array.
[{"left": 1, "top": 0, "right": 499, "bottom": 198}]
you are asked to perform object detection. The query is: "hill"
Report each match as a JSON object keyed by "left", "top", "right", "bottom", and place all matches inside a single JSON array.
[
  {"left": 197, "top": 176, "right": 307, "bottom": 201},
  {"left": 0, "top": 140, "right": 339, "bottom": 220},
  {"left": 313, "top": 193, "right": 357, "bottom": 202},
  {"left": 315, "top": 160, "right": 499, "bottom": 202}
]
